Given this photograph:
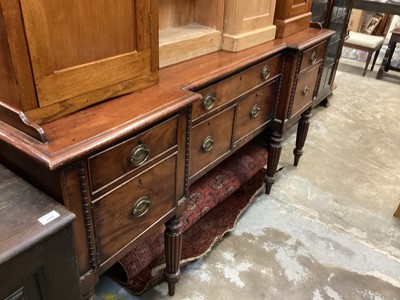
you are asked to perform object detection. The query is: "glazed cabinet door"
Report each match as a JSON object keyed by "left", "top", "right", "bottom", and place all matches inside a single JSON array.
[{"left": 16, "top": 0, "right": 158, "bottom": 123}]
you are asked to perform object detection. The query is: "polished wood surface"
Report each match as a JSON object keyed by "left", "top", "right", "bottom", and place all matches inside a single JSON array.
[
  {"left": 94, "top": 155, "right": 176, "bottom": 265},
  {"left": 190, "top": 107, "right": 235, "bottom": 179},
  {"left": 0, "top": 27, "right": 334, "bottom": 298},
  {"left": 0, "top": 29, "right": 333, "bottom": 168},
  {"left": 88, "top": 116, "right": 178, "bottom": 194},
  {"left": 233, "top": 81, "right": 277, "bottom": 144},
  {"left": 0, "top": 0, "right": 159, "bottom": 124},
  {"left": 222, "top": 0, "right": 276, "bottom": 51},
  {"left": 274, "top": 0, "right": 312, "bottom": 37}
]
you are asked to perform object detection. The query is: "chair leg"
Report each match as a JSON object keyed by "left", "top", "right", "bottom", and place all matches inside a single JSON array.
[
  {"left": 371, "top": 46, "right": 382, "bottom": 71},
  {"left": 363, "top": 52, "right": 372, "bottom": 76}
]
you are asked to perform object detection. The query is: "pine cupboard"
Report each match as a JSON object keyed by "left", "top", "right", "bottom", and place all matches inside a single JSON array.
[{"left": 0, "top": 0, "right": 159, "bottom": 125}]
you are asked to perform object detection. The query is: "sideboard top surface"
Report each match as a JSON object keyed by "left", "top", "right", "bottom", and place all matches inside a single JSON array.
[{"left": 0, "top": 28, "right": 333, "bottom": 169}]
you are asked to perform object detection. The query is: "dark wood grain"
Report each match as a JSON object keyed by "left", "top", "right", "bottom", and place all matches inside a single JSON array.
[
  {"left": 0, "top": 163, "right": 81, "bottom": 300},
  {"left": 189, "top": 107, "right": 235, "bottom": 179},
  {"left": 93, "top": 155, "right": 176, "bottom": 264}
]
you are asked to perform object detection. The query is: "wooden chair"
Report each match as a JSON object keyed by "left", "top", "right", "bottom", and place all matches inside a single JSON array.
[{"left": 343, "top": 31, "right": 385, "bottom": 76}]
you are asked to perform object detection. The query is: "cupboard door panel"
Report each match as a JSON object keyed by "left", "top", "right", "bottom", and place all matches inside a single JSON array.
[{"left": 19, "top": 0, "right": 154, "bottom": 107}]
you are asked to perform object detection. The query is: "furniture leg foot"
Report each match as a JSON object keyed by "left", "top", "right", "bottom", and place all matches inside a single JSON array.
[
  {"left": 293, "top": 108, "right": 311, "bottom": 166},
  {"left": 363, "top": 52, "right": 372, "bottom": 76},
  {"left": 82, "top": 288, "right": 95, "bottom": 300},
  {"left": 265, "top": 131, "right": 283, "bottom": 194},
  {"left": 371, "top": 46, "right": 382, "bottom": 71},
  {"left": 164, "top": 217, "right": 183, "bottom": 296},
  {"left": 320, "top": 98, "right": 330, "bottom": 107}
]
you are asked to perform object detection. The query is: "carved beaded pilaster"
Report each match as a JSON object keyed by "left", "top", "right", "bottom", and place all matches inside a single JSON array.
[
  {"left": 273, "top": 55, "right": 287, "bottom": 121},
  {"left": 184, "top": 107, "right": 192, "bottom": 197},
  {"left": 164, "top": 217, "right": 183, "bottom": 296},
  {"left": 293, "top": 108, "right": 311, "bottom": 166},
  {"left": 78, "top": 161, "right": 97, "bottom": 271},
  {"left": 265, "top": 131, "right": 283, "bottom": 194},
  {"left": 286, "top": 52, "right": 303, "bottom": 119}
]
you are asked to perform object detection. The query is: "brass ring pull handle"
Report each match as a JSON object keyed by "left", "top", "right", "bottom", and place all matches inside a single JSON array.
[
  {"left": 301, "top": 86, "right": 310, "bottom": 96},
  {"left": 202, "top": 93, "right": 216, "bottom": 111},
  {"left": 130, "top": 144, "right": 150, "bottom": 166},
  {"left": 310, "top": 51, "right": 318, "bottom": 65},
  {"left": 250, "top": 105, "right": 261, "bottom": 119},
  {"left": 132, "top": 196, "right": 151, "bottom": 217},
  {"left": 261, "top": 65, "right": 271, "bottom": 80},
  {"left": 202, "top": 136, "right": 214, "bottom": 152}
]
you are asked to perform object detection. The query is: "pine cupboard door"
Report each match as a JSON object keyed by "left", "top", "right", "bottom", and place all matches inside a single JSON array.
[
  {"left": 222, "top": 0, "right": 276, "bottom": 51},
  {"left": 18, "top": 0, "right": 158, "bottom": 123}
]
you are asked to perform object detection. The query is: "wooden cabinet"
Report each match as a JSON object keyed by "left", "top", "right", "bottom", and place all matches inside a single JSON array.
[
  {"left": 311, "top": 0, "right": 355, "bottom": 106},
  {"left": 0, "top": 165, "right": 81, "bottom": 300},
  {"left": 159, "top": 0, "right": 224, "bottom": 67},
  {"left": 274, "top": 0, "right": 312, "bottom": 38},
  {"left": 222, "top": 0, "right": 276, "bottom": 52},
  {"left": 0, "top": 0, "right": 159, "bottom": 124},
  {"left": 0, "top": 24, "right": 333, "bottom": 299}
]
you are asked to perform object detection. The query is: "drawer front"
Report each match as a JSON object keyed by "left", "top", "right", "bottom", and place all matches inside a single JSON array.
[
  {"left": 89, "top": 117, "right": 177, "bottom": 193},
  {"left": 93, "top": 155, "right": 176, "bottom": 264},
  {"left": 193, "top": 55, "right": 282, "bottom": 121},
  {"left": 291, "top": 65, "right": 320, "bottom": 117},
  {"left": 300, "top": 42, "right": 325, "bottom": 71},
  {"left": 233, "top": 81, "right": 278, "bottom": 144},
  {"left": 189, "top": 107, "right": 235, "bottom": 178}
]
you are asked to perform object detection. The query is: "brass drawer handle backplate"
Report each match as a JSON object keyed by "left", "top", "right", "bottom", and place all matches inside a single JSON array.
[
  {"left": 261, "top": 65, "right": 271, "bottom": 80},
  {"left": 203, "top": 93, "right": 216, "bottom": 111},
  {"left": 301, "top": 86, "right": 310, "bottom": 97},
  {"left": 132, "top": 196, "right": 151, "bottom": 217},
  {"left": 250, "top": 105, "right": 261, "bottom": 119},
  {"left": 310, "top": 51, "right": 318, "bottom": 65},
  {"left": 202, "top": 136, "right": 214, "bottom": 152},
  {"left": 130, "top": 144, "right": 150, "bottom": 167}
]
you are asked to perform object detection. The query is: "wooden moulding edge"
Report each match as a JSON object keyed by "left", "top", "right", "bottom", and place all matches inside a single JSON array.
[{"left": 0, "top": 100, "right": 48, "bottom": 143}]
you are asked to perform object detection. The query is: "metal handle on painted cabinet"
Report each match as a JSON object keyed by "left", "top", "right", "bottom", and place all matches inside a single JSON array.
[
  {"left": 130, "top": 144, "right": 150, "bottom": 167},
  {"left": 250, "top": 105, "right": 261, "bottom": 119},
  {"left": 202, "top": 136, "right": 215, "bottom": 152},
  {"left": 301, "top": 86, "right": 310, "bottom": 97},
  {"left": 202, "top": 93, "right": 216, "bottom": 111},
  {"left": 310, "top": 51, "right": 318, "bottom": 65},
  {"left": 132, "top": 196, "right": 151, "bottom": 217},
  {"left": 261, "top": 65, "right": 271, "bottom": 80}
]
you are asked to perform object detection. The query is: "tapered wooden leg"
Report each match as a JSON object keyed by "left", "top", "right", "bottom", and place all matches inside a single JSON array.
[
  {"left": 293, "top": 108, "right": 311, "bottom": 166},
  {"left": 265, "top": 131, "right": 283, "bottom": 194},
  {"left": 164, "top": 217, "right": 183, "bottom": 296}
]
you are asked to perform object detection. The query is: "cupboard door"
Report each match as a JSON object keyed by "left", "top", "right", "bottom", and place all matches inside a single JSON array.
[{"left": 19, "top": 0, "right": 157, "bottom": 108}]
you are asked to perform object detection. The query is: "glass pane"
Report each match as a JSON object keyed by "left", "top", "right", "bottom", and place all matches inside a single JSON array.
[{"left": 311, "top": 0, "right": 329, "bottom": 24}]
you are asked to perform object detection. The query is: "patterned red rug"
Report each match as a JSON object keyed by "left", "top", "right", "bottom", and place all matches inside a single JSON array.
[{"left": 108, "top": 142, "right": 268, "bottom": 295}]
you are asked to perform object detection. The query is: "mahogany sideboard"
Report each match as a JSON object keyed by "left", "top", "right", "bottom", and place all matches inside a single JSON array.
[{"left": 0, "top": 28, "right": 333, "bottom": 298}]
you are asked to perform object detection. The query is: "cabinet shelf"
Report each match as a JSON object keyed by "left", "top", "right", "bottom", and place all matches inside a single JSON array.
[{"left": 159, "top": 24, "right": 219, "bottom": 45}]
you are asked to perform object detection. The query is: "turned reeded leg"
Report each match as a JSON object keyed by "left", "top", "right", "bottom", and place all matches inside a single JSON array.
[
  {"left": 164, "top": 217, "right": 183, "bottom": 296},
  {"left": 265, "top": 131, "right": 283, "bottom": 194},
  {"left": 293, "top": 108, "right": 311, "bottom": 166}
]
